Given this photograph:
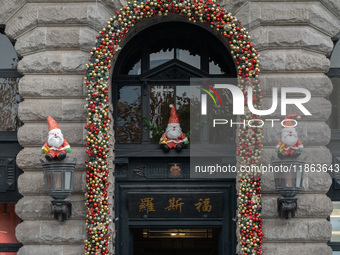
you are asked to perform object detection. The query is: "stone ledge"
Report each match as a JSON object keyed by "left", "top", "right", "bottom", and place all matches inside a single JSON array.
[
  {"left": 261, "top": 168, "right": 332, "bottom": 194},
  {"left": 18, "top": 98, "right": 87, "bottom": 122},
  {"left": 5, "top": 2, "right": 112, "bottom": 39},
  {"left": 262, "top": 121, "right": 331, "bottom": 146},
  {"left": 236, "top": 2, "right": 340, "bottom": 37},
  {"left": 261, "top": 194, "right": 332, "bottom": 218},
  {"left": 258, "top": 49, "right": 330, "bottom": 72},
  {"left": 19, "top": 74, "right": 86, "bottom": 98},
  {"left": 16, "top": 219, "right": 85, "bottom": 244},
  {"left": 261, "top": 242, "right": 332, "bottom": 255},
  {"left": 17, "top": 50, "right": 88, "bottom": 74},
  {"left": 18, "top": 171, "right": 86, "bottom": 195},
  {"left": 259, "top": 73, "right": 332, "bottom": 97},
  {"left": 18, "top": 122, "right": 86, "bottom": 147},
  {"left": 262, "top": 218, "right": 331, "bottom": 242},
  {"left": 15, "top": 195, "right": 86, "bottom": 220},
  {"left": 251, "top": 26, "right": 333, "bottom": 54}
]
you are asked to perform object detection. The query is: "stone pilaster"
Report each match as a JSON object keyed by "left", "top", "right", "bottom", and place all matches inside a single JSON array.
[
  {"left": 234, "top": 1, "right": 340, "bottom": 254},
  {"left": 2, "top": 1, "right": 114, "bottom": 254}
]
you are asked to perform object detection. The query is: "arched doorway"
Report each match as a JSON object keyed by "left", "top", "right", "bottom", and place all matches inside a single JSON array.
[{"left": 113, "top": 21, "right": 237, "bottom": 255}]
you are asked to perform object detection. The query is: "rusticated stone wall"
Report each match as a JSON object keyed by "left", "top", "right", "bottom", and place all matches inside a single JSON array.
[
  {"left": 235, "top": 1, "right": 340, "bottom": 254},
  {"left": 2, "top": 1, "right": 114, "bottom": 254},
  {"left": 1, "top": 0, "right": 340, "bottom": 254}
]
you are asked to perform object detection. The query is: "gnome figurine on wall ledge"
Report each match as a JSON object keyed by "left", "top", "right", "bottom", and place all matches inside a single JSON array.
[
  {"left": 275, "top": 114, "right": 303, "bottom": 159},
  {"left": 159, "top": 104, "right": 188, "bottom": 152},
  {"left": 41, "top": 116, "right": 72, "bottom": 161}
]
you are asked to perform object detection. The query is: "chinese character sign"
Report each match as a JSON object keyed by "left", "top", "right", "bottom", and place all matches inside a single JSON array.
[{"left": 129, "top": 193, "right": 223, "bottom": 218}]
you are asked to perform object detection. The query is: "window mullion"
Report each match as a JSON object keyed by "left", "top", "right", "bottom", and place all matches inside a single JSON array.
[{"left": 142, "top": 81, "right": 150, "bottom": 143}]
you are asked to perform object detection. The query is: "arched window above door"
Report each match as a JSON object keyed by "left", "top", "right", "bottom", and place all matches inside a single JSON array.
[{"left": 112, "top": 22, "right": 236, "bottom": 156}]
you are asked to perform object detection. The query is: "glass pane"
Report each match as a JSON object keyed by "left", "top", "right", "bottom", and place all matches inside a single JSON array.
[
  {"left": 176, "top": 86, "right": 201, "bottom": 141},
  {"left": 0, "top": 203, "right": 20, "bottom": 243},
  {"left": 331, "top": 202, "right": 340, "bottom": 242},
  {"left": 45, "top": 172, "right": 52, "bottom": 190},
  {"left": 53, "top": 171, "right": 62, "bottom": 190},
  {"left": 117, "top": 86, "right": 142, "bottom": 143},
  {"left": 0, "top": 34, "right": 18, "bottom": 69},
  {"left": 208, "top": 88, "right": 234, "bottom": 143},
  {"left": 333, "top": 252, "right": 340, "bottom": 255},
  {"left": 176, "top": 49, "right": 200, "bottom": 70},
  {"left": 64, "top": 171, "right": 72, "bottom": 190},
  {"left": 329, "top": 77, "right": 340, "bottom": 129},
  {"left": 331, "top": 41, "right": 340, "bottom": 68},
  {"left": 128, "top": 59, "right": 141, "bottom": 75},
  {"left": 0, "top": 77, "right": 20, "bottom": 131},
  {"left": 149, "top": 86, "right": 174, "bottom": 143},
  {"left": 209, "top": 60, "right": 223, "bottom": 75},
  {"left": 150, "top": 49, "right": 174, "bottom": 70}
]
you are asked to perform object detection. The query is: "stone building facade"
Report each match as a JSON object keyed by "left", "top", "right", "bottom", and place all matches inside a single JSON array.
[{"left": 1, "top": 0, "right": 340, "bottom": 254}]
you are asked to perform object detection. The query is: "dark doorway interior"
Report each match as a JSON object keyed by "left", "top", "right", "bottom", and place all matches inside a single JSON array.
[{"left": 133, "top": 228, "right": 219, "bottom": 255}]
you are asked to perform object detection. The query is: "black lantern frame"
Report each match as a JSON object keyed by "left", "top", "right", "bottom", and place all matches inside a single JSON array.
[
  {"left": 272, "top": 160, "right": 304, "bottom": 219},
  {"left": 41, "top": 157, "right": 76, "bottom": 221}
]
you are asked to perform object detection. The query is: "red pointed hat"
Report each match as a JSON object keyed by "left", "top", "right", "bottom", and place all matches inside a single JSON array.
[
  {"left": 47, "top": 116, "right": 61, "bottom": 133},
  {"left": 282, "top": 114, "right": 301, "bottom": 128},
  {"left": 168, "top": 104, "right": 179, "bottom": 124}
]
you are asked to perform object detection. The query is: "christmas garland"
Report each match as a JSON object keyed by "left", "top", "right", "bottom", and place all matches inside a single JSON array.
[{"left": 84, "top": 0, "right": 263, "bottom": 254}]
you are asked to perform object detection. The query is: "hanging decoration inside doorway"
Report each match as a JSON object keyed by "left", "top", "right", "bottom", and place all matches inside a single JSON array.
[{"left": 84, "top": 0, "right": 263, "bottom": 254}]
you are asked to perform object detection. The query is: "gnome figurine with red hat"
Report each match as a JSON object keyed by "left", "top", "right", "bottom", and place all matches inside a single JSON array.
[
  {"left": 41, "top": 116, "right": 72, "bottom": 161},
  {"left": 275, "top": 114, "right": 304, "bottom": 159},
  {"left": 159, "top": 104, "right": 189, "bottom": 152}
]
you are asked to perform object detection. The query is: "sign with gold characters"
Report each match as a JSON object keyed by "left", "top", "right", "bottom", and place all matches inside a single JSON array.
[{"left": 128, "top": 193, "right": 223, "bottom": 218}]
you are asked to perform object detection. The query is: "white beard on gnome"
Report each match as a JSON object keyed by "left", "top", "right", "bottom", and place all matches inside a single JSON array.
[
  {"left": 281, "top": 128, "right": 298, "bottom": 146},
  {"left": 48, "top": 130, "right": 64, "bottom": 148},
  {"left": 166, "top": 123, "right": 182, "bottom": 139}
]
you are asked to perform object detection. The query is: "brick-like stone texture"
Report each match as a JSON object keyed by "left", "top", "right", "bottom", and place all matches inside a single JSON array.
[
  {"left": 18, "top": 171, "right": 86, "bottom": 195},
  {"left": 0, "top": 0, "right": 26, "bottom": 25},
  {"left": 251, "top": 26, "right": 333, "bottom": 54},
  {"left": 259, "top": 73, "right": 333, "bottom": 97},
  {"left": 5, "top": 3, "right": 113, "bottom": 39},
  {"left": 15, "top": 195, "right": 85, "bottom": 220},
  {"left": 261, "top": 194, "right": 333, "bottom": 218},
  {"left": 15, "top": 26, "right": 97, "bottom": 56},
  {"left": 17, "top": 244, "right": 85, "bottom": 255},
  {"left": 263, "top": 218, "right": 331, "bottom": 241},
  {"left": 236, "top": 2, "right": 340, "bottom": 36},
  {"left": 18, "top": 99, "right": 86, "bottom": 122},
  {"left": 16, "top": 220, "right": 85, "bottom": 244},
  {"left": 17, "top": 51, "right": 88, "bottom": 74},
  {"left": 259, "top": 49, "right": 330, "bottom": 72},
  {"left": 19, "top": 75, "right": 86, "bottom": 98},
  {"left": 260, "top": 97, "right": 331, "bottom": 121},
  {"left": 262, "top": 243, "right": 332, "bottom": 255}
]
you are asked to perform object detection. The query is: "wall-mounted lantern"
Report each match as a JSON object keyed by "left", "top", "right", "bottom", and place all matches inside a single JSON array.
[
  {"left": 40, "top": 157, "right": 76, "bottom": 221},
  {"left": 273, "top": 160, "right": 304, "bottom": 219}
]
